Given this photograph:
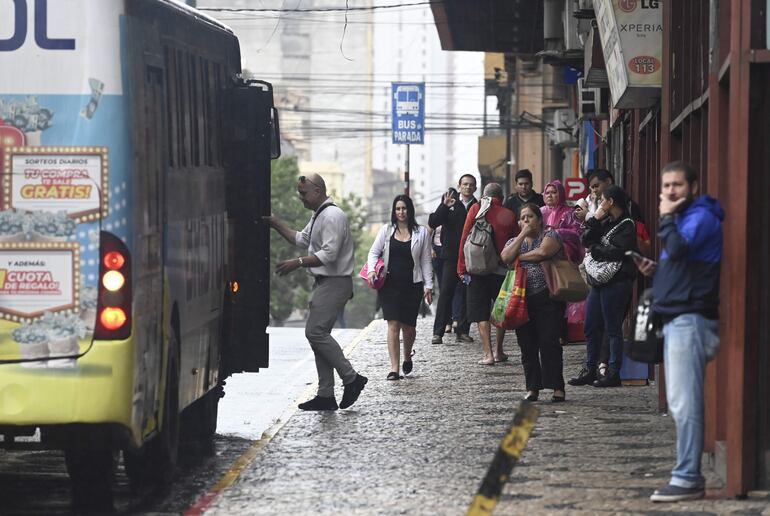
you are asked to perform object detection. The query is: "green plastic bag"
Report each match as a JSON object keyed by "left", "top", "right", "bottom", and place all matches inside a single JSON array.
[{"left": 490, "top": 261, "right": 529, "bottom": 330}]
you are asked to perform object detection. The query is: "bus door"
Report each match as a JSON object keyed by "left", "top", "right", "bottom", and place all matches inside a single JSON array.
[
  {"left": 126, "top": 22, "right": 165, "bottom": 427},
  {"left": 222, "top": 79, "right": 279, "bottom": 375}
]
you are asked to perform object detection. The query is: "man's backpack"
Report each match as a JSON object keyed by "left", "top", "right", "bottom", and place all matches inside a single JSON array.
[{"left": 463, "top": 197, "right": 499, "bottom": 275}]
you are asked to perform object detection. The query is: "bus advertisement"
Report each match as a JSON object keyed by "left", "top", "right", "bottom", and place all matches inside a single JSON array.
[{"left": 0, "top": 0, "right": 278, "bottom": 509}]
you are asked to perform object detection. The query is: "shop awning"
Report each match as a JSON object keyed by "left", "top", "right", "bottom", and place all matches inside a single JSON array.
[{"left": 430, "top": 0, "right": 544, "bottom": 53}]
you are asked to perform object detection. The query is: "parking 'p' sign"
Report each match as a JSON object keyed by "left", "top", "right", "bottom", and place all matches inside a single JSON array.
[{"left": 564, "top": 178, "right": 588, "bottom": 201}]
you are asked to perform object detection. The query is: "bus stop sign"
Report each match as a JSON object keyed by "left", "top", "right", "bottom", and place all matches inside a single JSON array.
[{"left": 392, "top": 82, "right": 425, "bottom": 145}]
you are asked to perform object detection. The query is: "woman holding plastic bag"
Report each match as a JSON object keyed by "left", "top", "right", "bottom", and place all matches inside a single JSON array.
[
  {"left": 367, "top": 195, "right": 433, "bottom": 380},
  {"left": 501, "top": 203, "right": 567, "bottom": 402}
]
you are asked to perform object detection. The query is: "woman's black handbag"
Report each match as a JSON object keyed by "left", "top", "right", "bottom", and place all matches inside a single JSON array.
[{"left": 624, "top": 288, "right": 664, "bottom": 363}]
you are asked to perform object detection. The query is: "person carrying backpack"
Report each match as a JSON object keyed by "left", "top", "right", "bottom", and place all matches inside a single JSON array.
[{"left": 457, "top": 183, "right": 518, "bottom": 365}]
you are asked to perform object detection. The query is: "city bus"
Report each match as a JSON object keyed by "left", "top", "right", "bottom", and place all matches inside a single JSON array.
[{"left": 0, "top": 0, "right": 277, "bottom": 509}]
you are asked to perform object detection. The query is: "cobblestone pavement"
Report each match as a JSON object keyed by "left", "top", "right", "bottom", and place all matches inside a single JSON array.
[{"left": 208, "top": 316, "right": 770, "bottom": 515}]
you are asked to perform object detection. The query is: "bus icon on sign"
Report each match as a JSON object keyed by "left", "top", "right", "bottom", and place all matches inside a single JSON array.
[{"left": 394, "top": 85, "right": 422, "bottom": 116}]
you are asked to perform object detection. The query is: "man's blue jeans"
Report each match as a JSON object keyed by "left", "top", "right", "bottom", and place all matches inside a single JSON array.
[
  {"left": 663, "top": 313, "right": 720, "bottom": 488},
  {"left": 584, "top": 278, "right": 633, "bottom": 372}
]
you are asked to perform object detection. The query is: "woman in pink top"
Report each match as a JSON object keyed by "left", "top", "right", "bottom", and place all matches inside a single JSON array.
[{"left": 541, "top": 180, "right": 584, "bottom": 265}]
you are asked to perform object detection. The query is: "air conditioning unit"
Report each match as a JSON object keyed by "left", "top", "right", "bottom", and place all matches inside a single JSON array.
[
  {"left": 577, "top": 77, "right": 602, "bottom": 117},
  {"left": 553, "top": 109, "right": 576, "bottom": 145}
]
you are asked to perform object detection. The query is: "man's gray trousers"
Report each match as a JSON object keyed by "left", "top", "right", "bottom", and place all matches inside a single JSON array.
[{"left": 306, "top": 275, "right": 357, "bottom": 397}]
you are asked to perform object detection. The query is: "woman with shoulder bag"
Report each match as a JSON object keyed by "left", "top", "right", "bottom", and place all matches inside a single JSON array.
[
  {"left": 367, "top": 195, "right": 433, "bottom": 380},
  {"left": 568, "top": 185, "right": 637, "bottom": 388},
  {"left": 541, "top": 179, "right": 587, "bottom": 346},
  {"left": 501, "top": 203, "right": 567, "bottom": 402}
]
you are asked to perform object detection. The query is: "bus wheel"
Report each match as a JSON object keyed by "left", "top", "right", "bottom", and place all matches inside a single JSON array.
[
  {"left": 64, "top": 448, "right": 115, "bottom": 513},
  {"left": 181, "top": 382, "right": 222, "bottom": 444},
  {"left": 125, "top": 332, "right": 180, "bottom": 488}
]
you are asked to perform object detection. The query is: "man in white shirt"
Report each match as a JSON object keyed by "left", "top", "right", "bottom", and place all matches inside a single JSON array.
[
  {"left": 265, "top": 173, "right": 367, "bottom": 411},
  {"left": 575, "top": 168, "right": 614, "bottom": 222}
]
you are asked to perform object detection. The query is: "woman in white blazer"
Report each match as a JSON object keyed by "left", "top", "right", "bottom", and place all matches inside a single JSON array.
[{"left": 367, "top": 195, "right": 433, "bottom": 380}]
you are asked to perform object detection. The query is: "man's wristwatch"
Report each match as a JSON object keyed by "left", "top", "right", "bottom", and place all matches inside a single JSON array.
[{"left": 297, "top": 256, "right": 304, "bottom": 266}]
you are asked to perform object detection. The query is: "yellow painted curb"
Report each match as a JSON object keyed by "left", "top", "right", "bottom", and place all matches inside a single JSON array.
[{"left": 467, "top": 401, "right": 540, "bottom": 516}]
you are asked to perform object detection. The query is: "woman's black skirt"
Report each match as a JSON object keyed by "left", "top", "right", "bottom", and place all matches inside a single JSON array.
[{"left": 379, "top": 277, "right": 424, "bottom": 327}]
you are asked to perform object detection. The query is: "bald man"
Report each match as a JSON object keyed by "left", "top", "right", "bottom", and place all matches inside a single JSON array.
[{"left": 265, "top": 173, "right": 367, "bottom": 410}]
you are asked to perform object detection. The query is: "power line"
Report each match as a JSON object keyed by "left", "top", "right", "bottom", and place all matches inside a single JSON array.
[
  {"left": 218, "top": 14, "right": 445, "bottom": 25},
  {"left": 199, "top": 1, "right": 441, "bottom": 13},
  {"left": 252, "top": 71, "right": 485, "bottom": 77}
]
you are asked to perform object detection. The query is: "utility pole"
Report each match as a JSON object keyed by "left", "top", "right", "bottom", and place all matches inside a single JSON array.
[
  {"left": 504, "top": 58, "right": 514, "bottom": 198},
  {"left": 404, "top": 144, "right": 410, "bottom": 196},
  {"left": 483, "top": 90, "right": 488, "bottom": 136},
  {"left": 513, "top": 58, "right": 520, "bottom": 195}
]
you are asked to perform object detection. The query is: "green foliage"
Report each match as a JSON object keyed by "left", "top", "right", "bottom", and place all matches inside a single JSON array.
[
  {"left": 269, "top": 157, "right": 310, "bottom": 325},
  {"left": 337, "top": 194, "right": 377, "bottom": 328}
]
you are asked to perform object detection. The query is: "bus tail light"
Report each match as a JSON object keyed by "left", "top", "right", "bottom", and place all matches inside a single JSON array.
[
  {"left": 94, "top": 232, "right": 132, "bottom": 340},
  {"left": 100, "top": 307, "right": 127, "bottom": 330},
  {"left": 103, "top": 251, "right": 125, "bottom": 270},
  {"left": 102, "top": 270, "right": 125, "bottom": 291}
]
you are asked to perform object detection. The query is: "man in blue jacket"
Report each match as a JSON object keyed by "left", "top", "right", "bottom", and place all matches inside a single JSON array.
[{"left": 636, "top": 161, "right": 723, "bottom": 503}]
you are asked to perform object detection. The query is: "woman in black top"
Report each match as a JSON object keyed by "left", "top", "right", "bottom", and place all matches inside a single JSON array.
[
  {"left": 569, "top": 185, "right": 638, "bottom": 388},
  {"left": 367, "top": 195, "right": 433, "bottom": 380}
]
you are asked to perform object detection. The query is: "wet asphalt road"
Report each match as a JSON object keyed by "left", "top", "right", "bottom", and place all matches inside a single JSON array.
[
  {"left": 0, "top": 436, "right": 254, "bottom": 515},
  {"left": 0, "top": 327, "right": 359, "bottom": 515}
]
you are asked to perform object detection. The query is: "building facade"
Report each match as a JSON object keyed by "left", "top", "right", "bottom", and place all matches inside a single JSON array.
[
  {"left": 203, "top": 0, "right": 375, "bottom": 198},
  {"left": 432, "top": 0, "right": 770, "bottom": 496},
  {"left": 372, "top": 6, "right": 483, "bottom": 221}
]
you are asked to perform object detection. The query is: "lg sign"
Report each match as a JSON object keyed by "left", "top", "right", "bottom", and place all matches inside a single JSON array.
[
  {"left": 0, "top": 0, "right": 75, "bottom": 51},
  {"left": 564, "top": 178, "right": 588, "bottom": 201},
  {"left": 619, "top": 0, "right": 659, "bottom": 11}
]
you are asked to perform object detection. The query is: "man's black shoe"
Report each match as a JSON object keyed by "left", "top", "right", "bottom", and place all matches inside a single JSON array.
[
  {"left": 298, "top": 396, "right": 338, "bottom": 411},
  {"left": 593, "top": 369, "right": 621, "bottom": 387},
  {"left": 650, "top": 484, "right": 705, "bottom": 502},
  {"left": 567, "top": 367, "right": 596, "bottom": 386},
  {"left": 339, "top": 374, "right": 368, "bottom": 409}
]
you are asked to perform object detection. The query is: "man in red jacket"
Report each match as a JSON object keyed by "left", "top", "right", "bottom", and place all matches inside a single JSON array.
[{"left": 457, "top": 183, "right": 518, "bottom": 364}]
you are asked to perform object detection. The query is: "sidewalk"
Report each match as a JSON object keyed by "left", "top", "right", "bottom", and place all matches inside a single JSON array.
[{"left": 207, "top": 316, "right": 770, "bottom": 515}]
